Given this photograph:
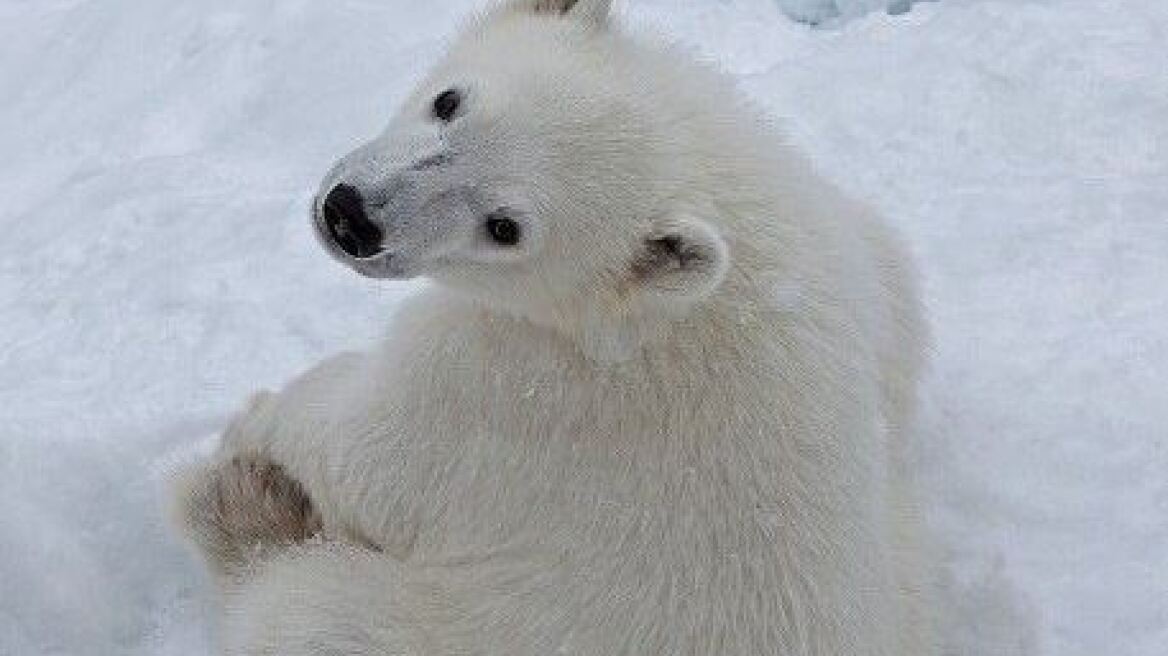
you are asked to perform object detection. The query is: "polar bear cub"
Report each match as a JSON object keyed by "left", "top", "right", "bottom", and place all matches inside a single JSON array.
[{"left": 172, "top": 0, "right": 934, "bottom": 654}]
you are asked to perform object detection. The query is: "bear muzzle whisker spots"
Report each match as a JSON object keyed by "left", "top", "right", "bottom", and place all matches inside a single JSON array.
[{"left": 408, "top": 151, "right": 455, "bottom": 172}]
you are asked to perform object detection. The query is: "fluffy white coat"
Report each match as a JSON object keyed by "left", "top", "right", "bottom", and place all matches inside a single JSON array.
[{"left": 173, "top": 1, "right": 933, "bottom": 654}]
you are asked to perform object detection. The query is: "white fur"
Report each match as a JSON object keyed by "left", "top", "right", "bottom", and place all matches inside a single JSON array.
[{"left": 174, "top": 1, "right": 934, "bottom": 653}]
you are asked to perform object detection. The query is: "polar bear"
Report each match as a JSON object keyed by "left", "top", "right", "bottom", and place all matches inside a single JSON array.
[{"left": 171, "top": 0, "right": 933, "bottom": 654}]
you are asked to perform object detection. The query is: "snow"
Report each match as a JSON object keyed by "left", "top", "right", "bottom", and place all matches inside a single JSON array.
[
  {"left": 1, "top": 0, "right": 1165, "bottom": 654},
  {"left": 774, "top": 0, "right": 918, "bottom": 24}
]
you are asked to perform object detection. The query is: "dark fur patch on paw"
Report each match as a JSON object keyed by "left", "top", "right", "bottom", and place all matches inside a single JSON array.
[
  {"left": 179, "top": 456, "right": 323, "bottom": 574},
  {"left": 213, "top": 457, "right": 323, "bottom": 548}
]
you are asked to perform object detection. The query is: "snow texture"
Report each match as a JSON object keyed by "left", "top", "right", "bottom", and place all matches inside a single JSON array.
[
  {"left": 775, "top": 0, "right": 917, "bottom": 25},
  {"left": 1, "top": 0, "right": 1165, "bottom": 654}
]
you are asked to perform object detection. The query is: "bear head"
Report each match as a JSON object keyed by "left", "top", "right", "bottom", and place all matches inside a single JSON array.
[{"left": 313, "top": 0, "right": 734, "bottom": 359}]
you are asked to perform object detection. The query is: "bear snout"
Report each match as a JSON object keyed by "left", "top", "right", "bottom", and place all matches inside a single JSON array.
[{"left": 319, "top": 183, "right": 384, "bottom": 260}]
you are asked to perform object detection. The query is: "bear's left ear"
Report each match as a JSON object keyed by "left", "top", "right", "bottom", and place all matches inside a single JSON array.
[
  {"left": 510, "top": 0, "right": 613, "bottom": 26},
  {"left": 631, "top": 216, "right": 730, "bottom": 304}
]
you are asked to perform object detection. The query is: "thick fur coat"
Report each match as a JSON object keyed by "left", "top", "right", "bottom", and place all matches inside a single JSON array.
[{"left": 172, "top": 1, "right": 934, "bottom": 654}]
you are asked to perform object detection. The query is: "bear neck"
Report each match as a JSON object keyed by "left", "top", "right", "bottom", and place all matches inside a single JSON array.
[{"left": 473, "top": 261, "right": 784, "bottom": 366}]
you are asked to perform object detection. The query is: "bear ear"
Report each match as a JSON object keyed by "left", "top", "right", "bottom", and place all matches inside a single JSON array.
[
  {"left": 631, "top": 216, "right": 730, "bottom": 304},
  {"left": 504, "top": 0, "right": 613, "bottom": 26}
]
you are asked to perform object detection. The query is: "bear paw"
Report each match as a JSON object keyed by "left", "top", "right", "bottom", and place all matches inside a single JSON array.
[{"left": 173, "top": 455, "right": 322, "bottom": 577}]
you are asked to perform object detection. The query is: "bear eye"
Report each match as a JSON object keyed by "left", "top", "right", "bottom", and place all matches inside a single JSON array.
[
  {"left": 432, "top": 88, "right": 462, "bottom": 122},
  {"left": 485, "top": 213, "right": 522, "bottom": 246}
]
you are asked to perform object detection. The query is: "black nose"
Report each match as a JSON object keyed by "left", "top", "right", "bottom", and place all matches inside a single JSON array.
[{"left": 321, "top": 184, "right": 383, "bottom": 258}]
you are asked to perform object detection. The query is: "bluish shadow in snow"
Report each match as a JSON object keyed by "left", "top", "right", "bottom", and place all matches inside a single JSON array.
[{"left": 776, "top": 0, "right": 931, "bottom": 26}]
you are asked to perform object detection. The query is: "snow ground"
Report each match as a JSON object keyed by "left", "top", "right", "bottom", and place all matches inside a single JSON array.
[
  {"left": 1, "top": 0, "right": 1165, "bottom": 654},
  {"left": 774, "top": 0, "right": 920, "bottom": 25}
]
